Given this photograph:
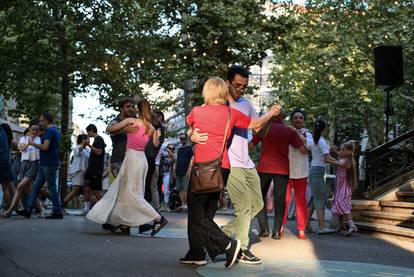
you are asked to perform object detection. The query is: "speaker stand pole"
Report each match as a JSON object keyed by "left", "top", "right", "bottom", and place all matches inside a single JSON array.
[{"left": 384, "top": 86, "right": 394, "bottom": 142}]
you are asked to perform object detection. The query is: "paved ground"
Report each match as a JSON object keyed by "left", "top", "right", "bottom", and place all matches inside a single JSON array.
[{"left": 0, "top": 211, "right": 413, "bottom": 277}]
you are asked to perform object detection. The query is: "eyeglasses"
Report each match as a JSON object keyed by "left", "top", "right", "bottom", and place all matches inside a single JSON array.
[
  {"left": 230, "top": 82, "right": 248, "bottom": 92},
  {"left": 180, "top": 137, "right": 186, "bottom": 140},
  {"left": 168, "top": 147, "right": 175, "bottom": 151}
]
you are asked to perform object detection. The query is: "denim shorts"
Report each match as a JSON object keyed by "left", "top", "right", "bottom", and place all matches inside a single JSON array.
[{"left": 309, "top": 166, "right": 327, "bottom": 209}]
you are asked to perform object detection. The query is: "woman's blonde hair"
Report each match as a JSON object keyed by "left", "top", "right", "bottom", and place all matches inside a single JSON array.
[
  {"left": 342, "top": 141, "right": 358, "bottom": 190},
  {"left": 202, "top": 77, "right": 228, "bottom": 105},
  {"left": 137, "top": 99, "right": 153, "bottom": 135}
]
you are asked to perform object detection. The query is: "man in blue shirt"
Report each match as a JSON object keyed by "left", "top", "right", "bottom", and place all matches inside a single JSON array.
[{"left": 17, "top": 112, "right": 63, "bottom": 219}]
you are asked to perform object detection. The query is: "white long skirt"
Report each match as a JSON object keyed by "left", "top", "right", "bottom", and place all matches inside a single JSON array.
[{"left": 87, "top": 149, "right": 159, "bottom": 226}]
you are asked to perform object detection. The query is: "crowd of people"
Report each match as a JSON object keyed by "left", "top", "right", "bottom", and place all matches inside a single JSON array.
[{"left": 0, "top": 65, "right": 359, "bottom": 269}]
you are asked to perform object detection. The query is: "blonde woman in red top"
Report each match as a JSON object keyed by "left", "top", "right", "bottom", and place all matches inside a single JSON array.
[{"left": 181, "top": 77, "right": 281, "bottom": 268}]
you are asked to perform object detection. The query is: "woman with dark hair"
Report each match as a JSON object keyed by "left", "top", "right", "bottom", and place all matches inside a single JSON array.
[
  {"left": 0, "top": 123, "right": 16, "bottom": 211},
  {"left": 87, "top": 99, "right": 168, "bottom": 236},
  {"left": 306, "top": 118, "right": 334, "bottom": 234},
  {"left": 62, "top": 134, "right": 90, "bottom": 212},
  {"left": 2, "top": 121, "right": 41, "bottom": 217},
  {"left": 282, "top": 109, "right": 313, "bottom": 239}
]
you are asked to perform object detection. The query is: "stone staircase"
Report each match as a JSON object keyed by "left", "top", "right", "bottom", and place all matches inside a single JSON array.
[{"left": 355, "top": 181, "right": 414, "bottom": 240}]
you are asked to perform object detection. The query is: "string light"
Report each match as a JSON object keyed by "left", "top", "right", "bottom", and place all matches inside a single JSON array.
[
  {"left": 173, "top": 54, "right": 177, "bottom": 59},
  {"left": 192, "top": 48, "right": 196, "bottom": 52},
  {"left": 104, "top": 63, "right": 108, "bottom": 70},
  {"left": 154, "top": 59, "right": 158, "bottom": 63},
  {"left": 183, "top": 56, "right": 187, "bottom": 60},
  {"left": 214, "top": 40, "right": 218, "bottom": 44},
  {"left": 203, "top": 52, "right": 207, "bottom": 57}
]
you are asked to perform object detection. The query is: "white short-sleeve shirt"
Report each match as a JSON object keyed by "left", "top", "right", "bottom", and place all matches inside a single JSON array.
[
  {"left": 289, "top": 129, "right": 314, "bottom": 179},
  {"left": 19, "top": 136, "right": 41, "bottom": 161},
  {"left": 310, "top": 136, "right": 330, "bottom": 167}
]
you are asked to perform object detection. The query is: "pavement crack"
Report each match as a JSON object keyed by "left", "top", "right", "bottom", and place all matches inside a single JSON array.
[{"left": 0, "top": 249, "right": 39, "bottom": 277}]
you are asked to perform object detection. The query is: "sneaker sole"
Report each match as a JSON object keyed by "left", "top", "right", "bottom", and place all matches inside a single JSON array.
[
  {"left": 179, "top": 260, "right": 207, "bottom": 266},
  {"left": 238, "top": 259, "right": 262, "bottom": 265},
  {"left": 226, "top": 240, "right": 241, "bottom": 269}
]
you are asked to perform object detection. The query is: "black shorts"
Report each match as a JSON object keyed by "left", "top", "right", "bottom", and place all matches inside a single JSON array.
[{"left": 84, "top": 172, "right": 103, "bottom": 191}]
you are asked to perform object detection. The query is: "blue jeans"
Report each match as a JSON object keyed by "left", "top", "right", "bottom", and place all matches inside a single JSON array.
[{"left": 28, "top": 166, "right": 62, "bottom": 214}]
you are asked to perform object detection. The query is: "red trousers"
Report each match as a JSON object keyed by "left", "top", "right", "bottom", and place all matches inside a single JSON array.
[{"left": 283, "top": 178, "right": 308, "bottom": 231}]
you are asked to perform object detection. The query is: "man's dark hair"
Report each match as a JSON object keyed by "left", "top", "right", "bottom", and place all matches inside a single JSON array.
[
  {"left": 154, "top": 110, "right": 165, "bottom": 122},
  {"left": 179, "top": 132, "right": 187, "bottom": 138},
  {"left": 29, "top": 119, "right": 40, "bottom": 127},
  {"left": 41, "top": 112, "right": 53, "bottom": 123},
  {"left": 227, "top": 65, "right": 250, "bottom": 82},
  {"left": 118, "top": 97, "right": 135, "bottom": 109},
  {"left": 86, "top": 124, "right": 98, "bottom": 133}
]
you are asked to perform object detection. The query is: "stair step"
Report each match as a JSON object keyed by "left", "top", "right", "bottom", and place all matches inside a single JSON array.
[
  {"left": 355, "top": 221, "right": 414, "bottom": 240},
  {"left": 397, "top": 191, "right": 414, "bottom": 196},
  {"left": 396, "top": 191, "right": 414, "bottom": 202},
  {"left": 360, "top": 211, "right": 414, "bottom": 228},
  {"left": 379, "top": 201, "right": 414, "bottom": 214}
]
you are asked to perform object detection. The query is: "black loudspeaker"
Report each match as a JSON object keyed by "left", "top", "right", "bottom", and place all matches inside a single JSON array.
[{"left": 374, "top": 46, "right": 404, "bottom": 86}]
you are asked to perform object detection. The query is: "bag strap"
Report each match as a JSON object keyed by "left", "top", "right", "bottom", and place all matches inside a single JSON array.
[{"left": 219, "top": 107, "right": 231, "bottom": 159}]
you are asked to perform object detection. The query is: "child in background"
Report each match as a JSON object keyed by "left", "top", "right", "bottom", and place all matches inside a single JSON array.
[{"left": 327, "top": 141, "right": 358, "bottom": 236}]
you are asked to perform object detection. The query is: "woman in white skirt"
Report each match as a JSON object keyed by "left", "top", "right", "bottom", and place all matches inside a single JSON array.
[{"left": 87, "top": 99, "right": 167, "bottom": 236}]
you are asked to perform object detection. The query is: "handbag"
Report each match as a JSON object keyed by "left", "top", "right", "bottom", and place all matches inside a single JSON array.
[{"left": 190, "top": 107, "right": 231, "bottom": 194}]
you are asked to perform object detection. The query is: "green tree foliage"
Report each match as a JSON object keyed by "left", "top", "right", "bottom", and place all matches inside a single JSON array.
[{"left": 271, "top": 1, "right": 414, "bottom": 146}]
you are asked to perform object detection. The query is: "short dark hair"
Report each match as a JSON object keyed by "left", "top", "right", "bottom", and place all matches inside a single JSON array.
[
  {"left": 227, "top": 65, "right": 250, "bottom": 82},
  {"left": 179, "top": 132, "right": 187, "bottom": 138},
  {"left": 290, "top": 109, "right": 306, "bottom": 121},
  {"left": 41, "top": 112, "right": 53, "bottom": 123},
  {"left": 118, "top": 97, "right": 135, "bottom": 109},
  {"left": 24, "top": 128, "right": 30, "bottom": 135},
  {"left": 76, "top": 134, "right": 87, "bottom": 144},
  {"left": 86, "top": 124, "right": 98, "bottom": 133},
  {"left": 29, "top": 119, "right": 40, "bottom": 127}
]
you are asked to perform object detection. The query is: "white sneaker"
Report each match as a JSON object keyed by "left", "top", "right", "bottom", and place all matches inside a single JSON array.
[{"left": 318, "top": 228, "right": 336, "bottom": 235}]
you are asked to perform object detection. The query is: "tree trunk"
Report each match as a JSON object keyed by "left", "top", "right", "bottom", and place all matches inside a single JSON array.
[{"left": 59, "top": 37, "right": 70, "bottom": 201}]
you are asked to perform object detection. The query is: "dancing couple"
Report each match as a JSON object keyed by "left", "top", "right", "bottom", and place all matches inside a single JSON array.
[{"left": 87, "top": 99, "right": 168, "bottom": 236}]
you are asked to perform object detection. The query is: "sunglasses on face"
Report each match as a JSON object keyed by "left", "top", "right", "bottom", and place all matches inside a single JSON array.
[{"left": 168, "top": 147, "right": 175, "bottom": 150}]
